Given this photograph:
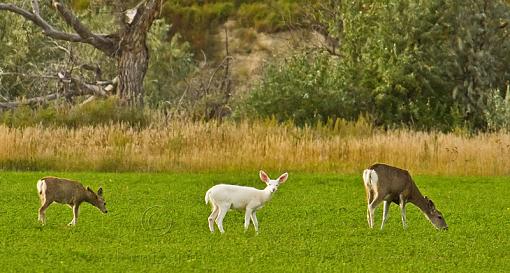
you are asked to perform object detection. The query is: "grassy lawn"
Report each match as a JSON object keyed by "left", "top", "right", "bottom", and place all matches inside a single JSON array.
[{"left": 0, "top": 171, "right": 508, "bottom": 272}]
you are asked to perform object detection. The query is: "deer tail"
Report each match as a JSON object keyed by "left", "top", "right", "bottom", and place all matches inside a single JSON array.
[
  {"left": 36, "top": 179, "right": 47, "bottom": 195},
  {"left": 205, "top": 189, "right": 211, "bottom": 205},
  {"left": 363, "top": 169, "right": 378, "bottom": 188}
]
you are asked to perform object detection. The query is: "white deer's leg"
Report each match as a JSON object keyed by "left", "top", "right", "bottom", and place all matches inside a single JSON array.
[
  {"left": 251, "top": 211, "right": 259, "bottom": 234},
  {"left": 244, "top": 208, "right": 252, "bottom": 231},
  {"left": 399, "top": 195, "right": 407, "bottom": 229},
  {"left": 215, "top": 205, "right": 228, "bottom": 234},
  {"left": 68, "top": 204, "right": 79, "bottom": 226},
  {"left": 208, "top": 204, "right": 219, "bottom": 233},
  {"left": 380, "top": 200, "right": 390, "bottom": 230}
]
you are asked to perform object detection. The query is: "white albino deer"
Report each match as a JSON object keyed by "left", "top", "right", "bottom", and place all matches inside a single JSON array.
[
  {"left": 205, "top": 170, "right": 288, "bottom": 233},
  {"left": 37, "top": 177, "right": 108, "bottom": 226},
  {"left": 362, "top": 163, "right": 447, "bottom": 230}
]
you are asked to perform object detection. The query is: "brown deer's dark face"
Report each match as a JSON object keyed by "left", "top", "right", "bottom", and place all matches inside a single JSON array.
[
  {"left": 88, "top": 187, "right": 108, "bottom": 214},
  {"left": 425, "top": 197, "right": 447, "bottom": 230}
]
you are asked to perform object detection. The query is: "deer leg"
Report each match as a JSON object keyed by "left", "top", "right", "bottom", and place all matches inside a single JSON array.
[
  {"left": 251, "top": 211, "right": 259, "bottom": 234},
  {"left": 215, "top": 205, "right": 228, "bottom": 234},
  {"left": 244, "top": 208, "right": 252, "bottom": 232},
  {"left": 68, "top": 204, "right": 79, "bottom": 226},
  {"left": 368, "top": 192, "right": 384, "bottom": 229},
  {"left": 380, "top": 200, "right": 390, "bottom": 230},
  {"left": 38, "top": 200, "right": 51, "bottom": 225},
  {"left": 399, "top": 195, "right": 407, "bottom": 229},
  {"left": 366, "top": 189, "right": 373, "bottom": 228},
  {"left": 208, "top": 203, "right": 219, "bottom": 233}
]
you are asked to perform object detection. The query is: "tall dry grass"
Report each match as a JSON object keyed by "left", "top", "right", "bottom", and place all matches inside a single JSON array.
[{"left": 0, "top": 119, "right": 509, "bottom": 175}]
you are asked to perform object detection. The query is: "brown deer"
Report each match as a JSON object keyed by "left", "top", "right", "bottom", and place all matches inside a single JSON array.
[
  {"left": 362, "top": 163, "right": 447, "bottom": 230},
  {"left": 37, "top": 177, "right": 107, "bottom": 226}
]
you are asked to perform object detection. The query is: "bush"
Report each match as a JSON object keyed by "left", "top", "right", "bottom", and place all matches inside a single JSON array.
[
  {"left": 0, "top": 98, "right": 148, "bottom": 128},
  {"left": 145, "top": 19, "right": 196, "bottom": 107},
  {"left": 236, "top": 1, "right": 301, "bottom": 33},
  {"left": 484, "top": 88, "right": 510, "bottom": 132},
  {"left": 244, "top": 52, "right": 364, "bottom": 125}
]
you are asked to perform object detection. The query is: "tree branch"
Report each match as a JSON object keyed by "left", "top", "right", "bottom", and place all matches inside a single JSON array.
[
  {"left": 0, "top": 92, "right": 61, "bottom": 109},
  {"left": 51, "top": 0, "right": 117, "bottom": 55},
  {"left": 133, "top": 0, "right": 162, "bottom": 31},
  {"left": 0, "top": 2, "right": 82, "bottom": 42},
  {"left": 0, "top": 71, "right": 111, "bottom": 110},
  {"left": 0, "top": 1, "right": 118, "bottom": 56}
]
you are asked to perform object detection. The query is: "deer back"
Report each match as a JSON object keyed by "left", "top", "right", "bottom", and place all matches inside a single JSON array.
[
  {"left": 369, "top": 164, "right": 417, "bottom": 200},
  {"left": 40, "top": 177, "right": 88, "bottom": 205}
]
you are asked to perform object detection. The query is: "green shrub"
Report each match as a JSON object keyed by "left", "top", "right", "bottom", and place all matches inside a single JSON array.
[
  {"left": 65, "top": 99, "right": 147, "bottom": 127},
  {"left": 236, "top": 1, "right": 300, "bottom": 32},
  {"left": 244, "top": 52, "right": 363, "bottom": 125},
  {"left": 484, "top": 88, "right": 510, "bottom": 132},
  {"left": 0, "top": 98, "right": 148, "bottom": 128},
  {"left": 145, "top": 19, "right": 196, "bottom": 107}
]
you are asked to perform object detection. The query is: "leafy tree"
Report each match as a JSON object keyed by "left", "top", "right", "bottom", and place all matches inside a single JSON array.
[
  {"left": 145, "top": 19, "right": 196, "bottom": 107},
  {"left": 249, "top": 0, "right": 510, "bottom": 131},
  {"left": 246, "top": 52, "right": 362, "bottom": 125}
]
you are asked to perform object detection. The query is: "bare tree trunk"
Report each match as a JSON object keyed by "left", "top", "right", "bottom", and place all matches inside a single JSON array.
[
  {"left": 115, "top": 0, "right": 161, "bottom": 107},
  {"left": 118, "top": 49, "right": 148, "bottom": 107},
  {"left": 117, "top": 27, "right": 150, "bottom": 106}
]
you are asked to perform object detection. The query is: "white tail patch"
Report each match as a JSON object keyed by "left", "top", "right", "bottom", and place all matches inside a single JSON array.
[
  {"left": 362, "top": 169, "right": 378, "bottom": 188},
  {"left": 37, "top": 179, "right": 47, "bottom": 195},
  {"left": 205, "top": 189, "right": 211, "bottom": 205}
]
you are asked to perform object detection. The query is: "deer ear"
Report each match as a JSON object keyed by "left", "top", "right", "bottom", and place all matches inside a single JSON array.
[
  {"left": 427, "top": 198, "right": 436, "bottom": 209},
  {"left": 278, "top": 173, "right": 288, "bottom": 184},
  {"left": 259, "top": 170, "right": 270, "bottom": 183},
  {"left": 97, "top": 187, "right": 103, "bottom": 196},
  {"left": 87, "top": 187, "right": 94, "bottom": 193}
]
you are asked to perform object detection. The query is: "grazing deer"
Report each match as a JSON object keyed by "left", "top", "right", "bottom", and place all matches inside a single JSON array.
[
  {"left": 205, "top": 171, "right": 288, "bottom": 233},
  {"left": 37, "top": 177, "right": 107, "bottom": 226},
  {"left": 362, "top": 163, "right": 447, "bottom": 230}
]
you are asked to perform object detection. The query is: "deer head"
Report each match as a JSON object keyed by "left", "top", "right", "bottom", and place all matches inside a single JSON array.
[
  {"left": 87, "top": 186, "right": 108, "bottom": 214},
  {"left": 259, "top": 171, "right": 288, "bottom": 193},
  {"left": 424, "top": 196, "right": 447, "bottom": 230}
]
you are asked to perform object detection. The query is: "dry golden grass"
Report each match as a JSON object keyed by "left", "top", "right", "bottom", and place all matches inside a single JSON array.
[{"left": 0, "top": 119, "right": 509, "bottom": 175}]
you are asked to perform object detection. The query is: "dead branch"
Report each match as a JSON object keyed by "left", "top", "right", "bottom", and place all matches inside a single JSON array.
[
  {"left": 204, "top": 56, "right": 234, "bottom": 95},
  {"left": 0, "top": 72, "right": 112, "bottom": 110},
  {"left": 0, "top": 72, "right": 58, "bottom": 80},
  {"left": 0, "top": 92, "right": 61, "bottom": 109}
]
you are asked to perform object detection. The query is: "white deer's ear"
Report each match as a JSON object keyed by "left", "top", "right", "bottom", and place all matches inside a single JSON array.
[
  {"left": 87, "top": 187, "right": 94, "bottom": 193},
  {"left": 97, "top": 187, "right": 103, "bottom": 196},
  {"left": 278, "top": 173, "right": 288, "bottom": 183},
  {"left": 259, "top": 170, "right": 270, "bottom": 183}
]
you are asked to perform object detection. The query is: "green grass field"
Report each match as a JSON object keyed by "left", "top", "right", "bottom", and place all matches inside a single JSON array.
[{"left": 0, "top": 172, "right": 508, "bottom": 272}]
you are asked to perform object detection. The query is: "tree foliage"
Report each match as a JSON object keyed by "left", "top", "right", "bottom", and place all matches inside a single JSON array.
[{"left": 248, "top": 0, "right": 510, "bottom": 131}]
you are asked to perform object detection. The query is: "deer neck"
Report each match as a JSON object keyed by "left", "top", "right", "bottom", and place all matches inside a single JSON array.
[
  {"left": 409, "top": 188, "right": 431, "bottom": 216},
  {"left": 83, "top": 190, "right": 97, "bottom": 206},
  {"left": 262, "top": 187, "right": 274, "bottom": 201}
]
